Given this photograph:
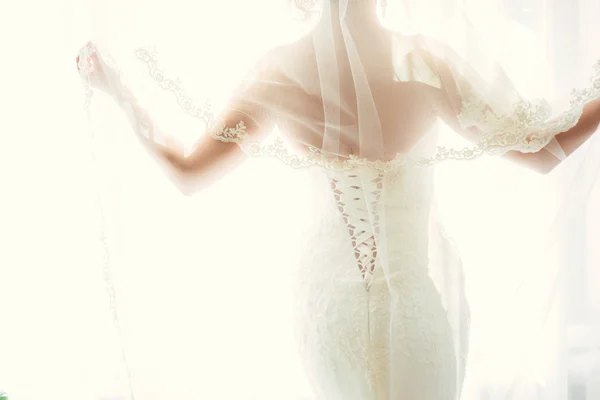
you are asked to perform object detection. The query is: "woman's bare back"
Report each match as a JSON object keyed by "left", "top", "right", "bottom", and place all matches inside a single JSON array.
[{"left": 250, "top": 29, "right": 440, "bottom": 161}]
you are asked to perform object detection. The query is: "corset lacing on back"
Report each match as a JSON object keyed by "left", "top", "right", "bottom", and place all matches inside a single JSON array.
[{"left": 329, "top": 172, "right": 384, "bottom": 292}]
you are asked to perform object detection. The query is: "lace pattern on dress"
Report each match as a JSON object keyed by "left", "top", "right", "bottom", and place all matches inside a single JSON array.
[
  {"left": 132, "top": 47, "right": 600, "bottom": 171},
  {"left": 456, "top": 63, "right": 600, "bottom": 155}
]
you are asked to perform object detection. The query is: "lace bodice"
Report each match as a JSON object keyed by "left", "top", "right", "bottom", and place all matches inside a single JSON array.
[
  {"left": 292, "top": 165, "right": 457, "bottom": 399},
  {"left": 329, "top": 172, "right": 383, "bottom": 291},
  {"left": 323, "top": 165, "right": 434, "bottom": 291}
]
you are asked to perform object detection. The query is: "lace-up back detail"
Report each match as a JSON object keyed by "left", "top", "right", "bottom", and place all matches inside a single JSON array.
[{"left": 329, "top": 172, "right": 384, "bottom": 291}]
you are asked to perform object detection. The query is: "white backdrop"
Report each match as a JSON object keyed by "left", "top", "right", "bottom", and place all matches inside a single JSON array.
[{"left": 1, "top": 1, "right": 599, "bottom": 399}]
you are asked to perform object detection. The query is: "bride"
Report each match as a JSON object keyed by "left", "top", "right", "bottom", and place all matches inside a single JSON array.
[{"left": 77, "top": 0, "right": 600, "bottom": 398}]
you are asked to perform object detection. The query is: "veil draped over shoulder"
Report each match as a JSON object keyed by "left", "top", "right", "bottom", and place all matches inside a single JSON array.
[{"left": 1, "top": 0, "right": 599, "bottom": 399}]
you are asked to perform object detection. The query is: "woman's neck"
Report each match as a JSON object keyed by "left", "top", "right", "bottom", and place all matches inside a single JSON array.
[{"left": 317, "top": 0, "right": 380, "bottom": 29}]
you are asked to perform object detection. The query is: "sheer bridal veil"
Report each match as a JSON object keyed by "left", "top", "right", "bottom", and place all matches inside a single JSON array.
[{"left": 1, "top": 0, "right": 600, "bottom": 399}]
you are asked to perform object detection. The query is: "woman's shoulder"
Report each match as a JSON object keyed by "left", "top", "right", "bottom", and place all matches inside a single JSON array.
[{"left": 392, "top": 32, "right": 450, "bottom": 54}]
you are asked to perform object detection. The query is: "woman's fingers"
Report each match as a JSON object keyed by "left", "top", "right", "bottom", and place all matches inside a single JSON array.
[{"left": 76, "top": 54, "right": 96, "bottom": 73}]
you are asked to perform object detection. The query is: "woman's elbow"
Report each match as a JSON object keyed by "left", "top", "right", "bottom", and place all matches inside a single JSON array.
[
  {"left": 504, "top": 149, "right": 561, "bottom": 175},
  {"left": 163, "top": 154, "right": 202, "bottom": 196},
  {"left": 164, "top": 162, "right": 198, "bottom": 196},
  {"left": 535, "top": 162, "right": 558, "bottom": 175},
  {"left": 177, "top": 180, "right": 197, "bottom": 197},
  {"left": 531, "top": 154, "right": 561, "bottom": 174},
  {"left": 534, "top": 149, "right": 564, "bottom": 175},
  {"left": 174, "top": 170, "right": 202, "bottom": 197}
]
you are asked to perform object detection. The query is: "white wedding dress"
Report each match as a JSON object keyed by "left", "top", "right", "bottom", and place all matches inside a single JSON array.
[
  {"left": 290, "top": 165, "right": 465, "bottom": 400},
  {"left": 72, "top": 1, "right": 600, "bottom": 398},
  {"left": 3, "top": 1, "right": 600, "bottom": 399}
]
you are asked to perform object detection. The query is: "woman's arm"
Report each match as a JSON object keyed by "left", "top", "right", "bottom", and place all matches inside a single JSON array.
[
  {"left": 121, "top": 92, "right": 266, "bottom": 195},
  {"left": 437, "top": 93, "right": 600, "bottom": 174},
  {"left": 430, "top": 55, "right": 600, "bottom": 174},
  {"left": 79, "top": 48, "right": 276, "bottom": 196},
  {"left": 503, "top": 98, "right": 600, "bottom": 174}
]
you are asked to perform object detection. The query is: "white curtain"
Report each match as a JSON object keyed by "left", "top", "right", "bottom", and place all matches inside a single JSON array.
[{"left": 1, "top": 1, "right": 599, "bottom": 399}]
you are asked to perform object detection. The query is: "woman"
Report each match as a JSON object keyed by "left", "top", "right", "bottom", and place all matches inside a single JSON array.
[{"left": 77, "top": 0, "right": 600, "bottom": 398}]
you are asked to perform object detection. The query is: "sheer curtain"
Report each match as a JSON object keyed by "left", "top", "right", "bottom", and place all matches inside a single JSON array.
[
  {"left": 432, "top": 1, "right": 600, "bottom": 397},
  {"left": 1, "top": 1, "right": 599, "bottom": 399}
]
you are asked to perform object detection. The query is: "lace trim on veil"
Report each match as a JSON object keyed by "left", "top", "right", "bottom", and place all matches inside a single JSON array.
[{"left": 93, "top": 45, "right": 600, "bottom": 171}]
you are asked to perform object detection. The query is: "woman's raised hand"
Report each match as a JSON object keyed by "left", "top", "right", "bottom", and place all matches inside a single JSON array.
[{"left": 75, "top": 42, "right": 118, "bottom": 96}]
